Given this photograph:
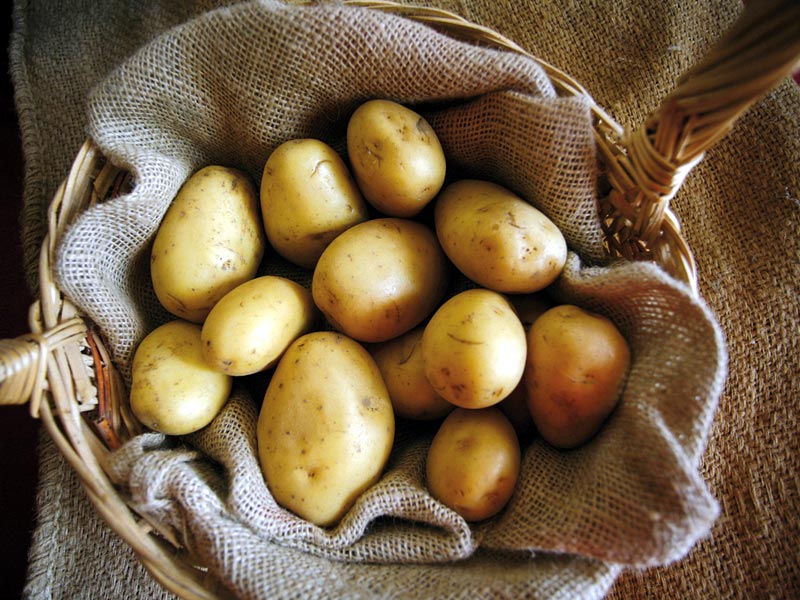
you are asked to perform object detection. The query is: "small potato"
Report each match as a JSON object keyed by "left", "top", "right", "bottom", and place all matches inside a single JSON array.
[
  {"left": 422, "top": 288, "right": 526, "bottom": 409},
  {"left": 130, "top": 320, "right": 232, "bottom": 435},
  {"left": 434, "top": 179, "right": 567, "bottom": 293},
  {"left": 260, "top": 139, "right": 369, "bottom": 269},
  {"left": 257, "top": 332, "right": 395, "bottom": 527},
  {"left": 201, "top": 276, "right": 317, "bottom": 376},
  {"left": 151, "top": 165, "right": 265, "bottom": 323},
  {"left": 312, "top": 218, "right": 449, "bottom": 343},
  {"left": 525, "top": 304, "right": 631, "bottom": 448},
  {"left": 426, "top": 407, "right": 521, "bottom": 522},
  {"left": 370, "top": 327, "right": 454, "bottom": 421},
  {"left": 347, "top": 99, "right": 446, "bottom": 217}
]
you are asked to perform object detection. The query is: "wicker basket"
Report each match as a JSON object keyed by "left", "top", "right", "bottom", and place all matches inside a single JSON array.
[{"left": 1, "top": 1, "right": 798, "bottom": 598}]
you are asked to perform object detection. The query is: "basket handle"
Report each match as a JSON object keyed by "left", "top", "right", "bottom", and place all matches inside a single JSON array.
[
  {"left": 0, "top": 316, "right": 87, "bottom": 416},
  {"left": 600, "top": 0, "right": 800, "bottom": 289},
  {"left": 346, "top": 0, "right": 800, "bottom": 292},
  {"left": 0, "top": 140, "right": 126, "bottom": 418}
]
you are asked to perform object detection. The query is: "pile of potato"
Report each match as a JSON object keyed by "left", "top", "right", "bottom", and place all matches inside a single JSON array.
[{"left": 131, "top": 99, "right": 631, "bottom": 528}]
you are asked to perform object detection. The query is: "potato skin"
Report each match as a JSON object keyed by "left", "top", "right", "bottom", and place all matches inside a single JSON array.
[
  {"left": 130, "top": 320, "right": 232, "bottom": 435},
  {"left": 257, "top": 331, "right": 395, "bottom": 527},
  {"left": 312, "top": 217, "right": 449, "bottom": 343},
  {"left": 426, "top": 407, "right": 521, "bottom": 522},
  {"left": 370, "top": 327, "right": 454, "bottom": 421},
  {"left": 260, "top": 139, "right": 369, "bottom": 269},
  {"left": 347, "top": 99, "right": 446, "bottom": 217},
  {"left": 421, "top": 288, "right": 527, "bottom": 409},
  {"left": 151, "top": 165, "right": 265, "bottom": 323},
  {"left": 434, "top": 180, "right": 567, "bottom": 293},
  {"left": 524, "top": 304, "right": 631, "bottom": 448},
  {"left": 200, "top": 276, "right": 317, "bottom": 376}
]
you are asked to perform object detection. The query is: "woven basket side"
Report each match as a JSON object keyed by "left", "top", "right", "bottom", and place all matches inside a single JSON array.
[{"left": 599, "top": 0, "right": 800, "bottom": 289}]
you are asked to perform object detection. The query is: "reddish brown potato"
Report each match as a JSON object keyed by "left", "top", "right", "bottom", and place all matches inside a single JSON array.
[
  {"left": 426, "top": 407, "right": 521, "bottom": 522},
  {"left": 525, "top": 304, "right": 631, "bottom": 448}
]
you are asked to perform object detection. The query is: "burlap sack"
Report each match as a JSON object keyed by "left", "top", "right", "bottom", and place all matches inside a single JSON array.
[{"left": 44, "top": 2, "right": 726, "bottom": 598}]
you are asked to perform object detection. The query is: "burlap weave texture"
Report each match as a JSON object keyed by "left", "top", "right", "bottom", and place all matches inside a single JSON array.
[{"left": 46, "top": 2, "right": 727, "bottom": 598}]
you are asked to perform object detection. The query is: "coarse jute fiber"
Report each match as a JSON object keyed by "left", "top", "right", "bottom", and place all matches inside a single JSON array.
[{"left": 9, "top": 0, "right": 798, "bottom": 599}]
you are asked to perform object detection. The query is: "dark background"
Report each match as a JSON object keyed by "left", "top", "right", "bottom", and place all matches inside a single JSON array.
[{"left": 1, "top": 7, "right": 39, "bottom": 600}]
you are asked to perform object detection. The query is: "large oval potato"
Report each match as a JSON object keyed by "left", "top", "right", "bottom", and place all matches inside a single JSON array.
[
  {"left": 201, "top": 276, "right": 317, "bottom": 376},
  {"left": 260, "top": 139, "right": 369, "bottom": 269},
  {"left": 130, "top": 320, "right": 232, "bottom": 435},
  {"left": 312, "top": 217, "right": 449, "bottom": 343},
  {"left": 151, "top": 165, "right": 265, "bottom": 323},
  {"left": 347, "top": 99, "right": 446, "bottom": 217},
  {"left": 525, "top": 304, "right": 631, "bottom": 448},
  {"left": 370, "top": 326, "right": 454, "bottom": 421},
  {"left": 257, "top": 331, "right": 395, "bottom": 527},
  {"left": 434, "top": 179, "right": 567, "bottom": 293},
  {"left": 422, "top": 288, "right": 527, "bottom": 409},
  {"left": 426, "top": 407, "right": 521, "bottom": 522}
]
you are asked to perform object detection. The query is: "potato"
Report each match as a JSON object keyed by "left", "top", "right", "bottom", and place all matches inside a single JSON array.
[
  {"left": 421, "top": 288, "right": 527, "bottom": 409},
  {"left": 312, "top": 217, "right": 449, "bottom": 343},
  {"left": 426, "top": 407, "right": 520, "bottom": 522},
  {"left": 260, "top": 139, "right": 369, "bottom": 269},
  {"left": 151, "top": 165, "right": 265, "bottom": 323},
  {"left": 257, "top": 331, "right": 395, "bottom": 527},
  {"left": 370, "top": 327, "right": 454, "bottom": 421},
  {"left": 347, "top": 99, "right": 446, "bottom": 217},
  {"left": 130, "top": 320, "right": 232, "bottom": 435},
  {"left": 200, "top": 276, "right": 317, "bottom": 376},
  {"left": 525, "top": 304, "right": 631, "bottom": 448},
  {"left": 434, "top": 179, "right": 567, "bottom": 293}
]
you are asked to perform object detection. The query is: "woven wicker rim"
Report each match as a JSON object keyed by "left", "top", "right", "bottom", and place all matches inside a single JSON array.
[{"left": 2, "top": 1, "right": 799, "bottom": 599}]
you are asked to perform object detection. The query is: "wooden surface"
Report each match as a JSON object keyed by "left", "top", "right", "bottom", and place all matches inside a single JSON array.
[{"left": 0, "top": 8, "right": 39, "bottom": 599}]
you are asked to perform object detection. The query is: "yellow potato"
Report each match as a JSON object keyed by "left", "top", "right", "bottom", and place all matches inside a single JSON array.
[
  {"left": 130, "top": 320, "right": 232, "bottom": 435},
  {"left": 421, "top": 288, "right": 527, "bottom": 409},
  {"left": 347, "top": 99, "right": 446, "bottom": 217},
  {"left": 434, "top": 179, "right": 567, "bottom": 293},
  {"left": 370, "top": 327, "right": 454, "bottom": 421},
  {"left": 200, "top": 276, "right": 317, "bottom": 376},
  {"left": 257, "top": 332, "right": 395, "bottom": 527},
  {"left": 151, "top": 165, "right": 265, "bottom": 323},
  {"left": 525, "top": 304, "right": 631, "bottom": 448},
  {"left": 260, "top": 139, "right": 369, "bottom": 269},
  {"left": 426, "top": 407, "right": 521, "bottom": 522},
  {"left": 312, "top": 217, "right": 449, "bottom": 343}
]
